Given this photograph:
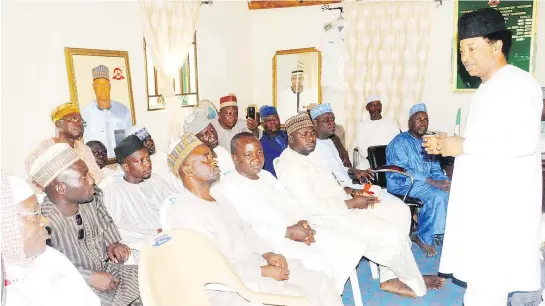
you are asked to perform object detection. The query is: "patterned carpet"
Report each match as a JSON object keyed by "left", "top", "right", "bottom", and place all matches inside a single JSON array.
[{"left": 341, "top": 242, "right": 466, "bottom": 306}]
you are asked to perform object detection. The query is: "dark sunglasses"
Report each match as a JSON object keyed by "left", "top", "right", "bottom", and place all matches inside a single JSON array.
[
  {"left": 45, "top": 226, "right": 52, "bottom": 246},
  {"left": 75, "top": 214, "right": 84, "bottom": 240}
]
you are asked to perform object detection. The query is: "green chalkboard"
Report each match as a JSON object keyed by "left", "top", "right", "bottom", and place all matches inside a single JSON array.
[{"left": 453, "top": 0, "right": 538, "bottom": 91}]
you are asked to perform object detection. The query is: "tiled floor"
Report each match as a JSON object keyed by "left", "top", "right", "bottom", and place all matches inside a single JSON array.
[{"left": 341, "top": 242, "right": 466, "bottom": 306}]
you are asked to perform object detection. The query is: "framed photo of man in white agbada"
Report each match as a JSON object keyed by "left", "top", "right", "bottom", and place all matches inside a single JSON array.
[
  {"left": 65, "top": 47, "right": 136, "bottom": 160},
  {"left": 273, "top": 48, "right": 322, "bottom": 122}
]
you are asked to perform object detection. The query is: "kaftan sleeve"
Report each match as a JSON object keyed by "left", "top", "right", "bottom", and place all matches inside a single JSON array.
[
  {"left": 238, "top": 119, "right": 263, "bottom": 140},
  {"left": 386, "top": 138, "right": 428, "bottom": 182},
  {"left": 430, "top": 161, "right": 449, "bottom": 181},
  {"left": 78, "top": 268, "right": 94, "bottom": 282},
  {"left": 164, "top": 201, "right": 264, "bottom": 282},
  {"left": 218, "top": 195, "right": 273, "bottom": 256},
  {"left": 94, "top": 189, "right": 122, "bottom": 246},
  {"left": 464, "top": 76, "right": 542, "bottom": 158},
  {"left": 276, "top": 165, "right": 347, "bottom": 216},
  {"left": 356, "top": 122, "right": 369, "bottom": 161},
  {"left": 103, "top": 187, "right": 155, "bottom": 251},
  {"left": 219, "top": 182, "right": 289, "bottom": 247}
]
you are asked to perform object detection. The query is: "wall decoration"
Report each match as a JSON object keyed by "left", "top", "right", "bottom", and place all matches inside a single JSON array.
[
  {"left": 64, "top": 47, "right": 136, "bottom": 159},
  {"left": 273, "top": 47, "right": 322, "bottom": 122},
  {"left": 248, "top": 0, "right": 339, "bottom": 10}
]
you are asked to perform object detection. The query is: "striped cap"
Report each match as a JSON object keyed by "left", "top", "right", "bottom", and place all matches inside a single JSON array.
[
  {"left": 92, "top": 65, "right": 109, "bottom": 80},
  {"left": 168, "top": 133, "right": 204, "bottom": 177},
  {"left": 309, "top": 103, "right": 333, "bottom": 120},
  {"left": 29, "top": 143, "right": 80, "bottom": 188},
  {"left": 183, "top": 110, "right": 211, "bottom": 134},
  {"left": 51, "top": 102, "right": 80, "bottom": 123},
  {"left": 219, "top": 93, "right": 238, "bottom": 110},
  {"left": 285, "top": 111, "right": 314, "bottom": 136}
]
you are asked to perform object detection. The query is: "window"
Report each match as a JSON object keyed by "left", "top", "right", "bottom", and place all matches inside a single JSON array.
[{"left": 144, "top": 34, "right": 199, "bottom": 110}]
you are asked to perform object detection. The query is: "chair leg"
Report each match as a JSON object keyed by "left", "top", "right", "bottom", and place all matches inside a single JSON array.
[
  {"left": 369, "top": 261, "right": 379, "bottom": 280},
  {"left": 410, "top": 206, "right": 419, "bottom": 233},
  {"left": 350, "top": 269, "right": 364, "bottom": 306}
]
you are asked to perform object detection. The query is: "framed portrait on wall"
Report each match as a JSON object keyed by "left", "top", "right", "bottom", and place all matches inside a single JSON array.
[
  {"left": 273, "top": 47, "right": 322, "bottom": 122},
  {"left": 64, "top": 47, "right": 136, "bottom": 159}
]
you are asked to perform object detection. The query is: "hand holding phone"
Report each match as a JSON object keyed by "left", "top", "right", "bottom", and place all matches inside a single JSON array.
[{"left": 247, "top": 106, "right": 256, "bottom": 120}]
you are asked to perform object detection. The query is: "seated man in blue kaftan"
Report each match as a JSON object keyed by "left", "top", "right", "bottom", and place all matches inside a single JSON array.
[
  {"left": 259, "top": 105, "right": 288, "bottom": 177},
  {"left": 386, "top": 103, "right": 450, "bottom": 257}
]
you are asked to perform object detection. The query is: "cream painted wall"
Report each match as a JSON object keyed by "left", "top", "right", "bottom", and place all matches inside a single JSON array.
[
  {"left": 248, "top": 6, "right": 345, "bottom": 122},
  {"left": 424, "top": 1, "right": 545, "bottom": 136},
  {"left": 248, "top": 2, "right": 545, "bottom": 137},
  {"left": 1, "top": 0, "right": 252, "bottom": 177},
  {"left": 2, "top": 0, "right": 544, "bottom": 178}
]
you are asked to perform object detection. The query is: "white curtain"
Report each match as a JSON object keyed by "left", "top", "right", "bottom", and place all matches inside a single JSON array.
[
  {"left": 141, "top": 0, "right": 201, "bottom": 145},
  {"left": 343, "top": 0, "right": 432, "bottom": 153}
]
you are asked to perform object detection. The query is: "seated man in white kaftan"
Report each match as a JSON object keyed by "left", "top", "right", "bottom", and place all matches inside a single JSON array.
[
  {"left": 274, "top": 112, "right": 445, "bottom": 297},
  {"left": 356, "top": 95, "right": 401, "bottom": 169},
  {"left": 102, "top": 135, "right": 178, "bottom": 263},
  {"left": 213, "top": 132, "right": 367, "bottom": 293},
  {"left": 1, "top": 171, "right": 101, "bottom": 306},
  {"left": 386, "top": 103, "right": 450, "bottom": 257},
  {"left": 309, "top": 103, "right": 378, "bottom": 190},
  {"left": 161, "top": 133, "right": 343, "bottom": 306},
  {"left": 126, "top": 125, "right": 175, "bottom": 186}
]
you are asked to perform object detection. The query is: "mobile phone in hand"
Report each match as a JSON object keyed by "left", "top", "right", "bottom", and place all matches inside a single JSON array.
[{"left": 247, "top": 106, "right": 256, "bottom": 120}]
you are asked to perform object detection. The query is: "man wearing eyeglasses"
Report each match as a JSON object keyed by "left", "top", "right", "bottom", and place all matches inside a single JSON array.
[
  {"left": 25, "top": 102, "right": 103, "bottom": 191},
  {"left": 30, "top": 143, "right": 142, "bottom": 306}
]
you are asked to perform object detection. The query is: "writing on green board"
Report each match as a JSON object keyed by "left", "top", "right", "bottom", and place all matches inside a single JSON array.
[{"left": 454, "top": 0, "right": 536, "bottom": 91}]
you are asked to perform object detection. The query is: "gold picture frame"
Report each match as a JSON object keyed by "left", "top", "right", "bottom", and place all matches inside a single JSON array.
[
  {"left": 273, "top": 47, "right": 322, "bottom": 121},
  {"left": 248, "top": 0, "right": 340, "bottom": 10},
  {"left": 65, "top": 47, "right": 136, "bottom": 163},
  {"left": 65, "top": 47, "right": 136, "bottom": 124}
]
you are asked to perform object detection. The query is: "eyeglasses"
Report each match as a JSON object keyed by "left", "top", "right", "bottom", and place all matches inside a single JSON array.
[
  {"left": 316, "top": 117, "right": 336, "bottom": 124},
  {"left": 75, "top": 213, "right": 84, "bottom": 240},
  {"left": 61, "top": 117, "right": 87, "bottom": 127},
  {"left": 19, "top": 210, "right": 47, "bottom": 225}
]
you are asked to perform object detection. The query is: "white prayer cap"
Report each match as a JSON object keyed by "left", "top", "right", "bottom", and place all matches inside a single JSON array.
[
  {"left": 8, "top": 175, "right": 34, "bottom": 204},
  {"left": 29, "top": 143, "right": 80, "bottom": 188},
  {"left": 1, "top": 171, "right": 33, "bottom": 267},
  {"left": 366, "top": 95, "right": 381, "bottom": 104},
  {"left": 183, "top": 110, "right": 211, "bottom": 134}
]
